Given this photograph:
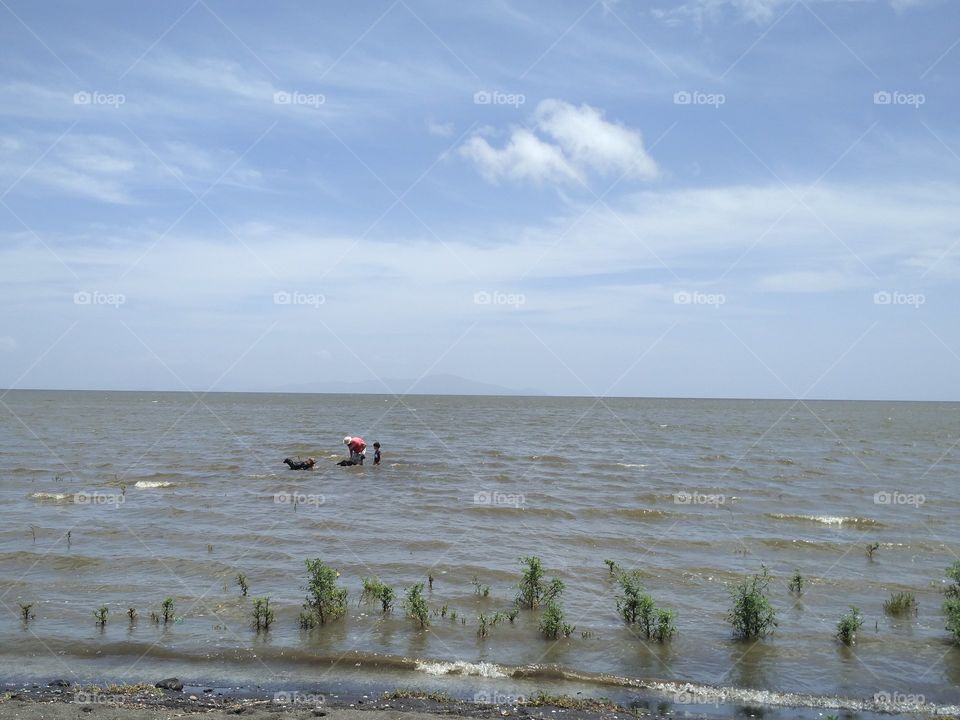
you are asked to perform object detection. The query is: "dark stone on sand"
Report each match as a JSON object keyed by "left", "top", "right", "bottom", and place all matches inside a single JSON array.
[
  {"left": 229, "top": 707, "right": 245, "bottom": 715},
  {"left": 81, "top": 707, "right": 93, "bottom": 712},
  {"left": 48, "top": 680, "right": 70, "bottom": 687},
  {"left": 155, "top": 678, "right": 184, "bottom": 691},
  {"left": 312, "top": 711, "right": 326, "bottom": 717}
]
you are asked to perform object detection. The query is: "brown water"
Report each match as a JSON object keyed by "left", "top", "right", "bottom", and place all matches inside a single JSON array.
[{"left": 1, "top": 390, "right": 958, "bottom": 714}]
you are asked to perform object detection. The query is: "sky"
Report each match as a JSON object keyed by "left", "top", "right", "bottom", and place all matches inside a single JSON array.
[{"left": 0, "top": 0, "right": 958, "bottom": 400}]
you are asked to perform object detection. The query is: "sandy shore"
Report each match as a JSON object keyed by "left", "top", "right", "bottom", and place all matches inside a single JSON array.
[{"left": 0, "top": 683, "right": 636, "bottom": 720}]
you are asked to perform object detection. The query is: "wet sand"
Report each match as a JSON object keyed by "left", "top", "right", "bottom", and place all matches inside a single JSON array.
[{"left": 0, "top": 684, "right": 635, "bottom": 720}]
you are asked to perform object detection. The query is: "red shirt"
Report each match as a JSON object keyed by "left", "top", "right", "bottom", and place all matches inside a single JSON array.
[{"left": 348, "top": 437, "right": 366, "bottom": 453}]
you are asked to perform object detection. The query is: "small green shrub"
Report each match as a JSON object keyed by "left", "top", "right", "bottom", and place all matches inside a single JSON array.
[
  {"left": 236, "top": 574, "right": 249, "bottom": 597},
  {"left": 160, "top": 598, "right": 175, "bottom": 624},
  {"left": 836, "top": 606, "right": 864, "bottom": 645},
  {"left": 516, "top": 556, "right": 564, "bottom": 609},
  {"left": 127, "top": 607, "right": 137, "bottom": 624},
  {"left": 360, "top": 577, "right": 395, "bottom": 613},
  {"left": 539, "top": 599, "right": 574, "bottom": 639},
  {"left": 614, "top": 570, "right": 676, "bottom": 642},
  {"left": 471, "top": 575, "right": 491, "bottom": 597},
  {"left": 477, "top": 613, "right": 489, "bottom": 638},
  {"left": 946, "top": 561, "right": 960, "bottom": 599},
  {"left": 883, "top": 592, "right": 917, "bottom": 616},
  {"left": 302, "top": 559, "right": 347, "bottom": 625},
  {"left": 728, "top": 567, "right": 777, "bottom": 640},
  {"left": 404, "top": 583, "right": 429, "bottom": 628},
  {"left": 94, "top": 606, "right": 108, "bottom": 626},
  {"left": 944, "top": 562, "right": 960, "bottom": 642},
  {"left": 19, "top": 603, "right": 35, "bottom": 622},
  {"left": 788, "top": 570, "right": 804, "bottom": 596},
  {"left": 653, "top": 608, "right": 677, "bottom": 641},
  {"left": 252, "top": 597, "right": 274, "bottom": 631},
  {"left": 866, "top": 542, "right": 880, "bottom": 559},
  {"left": 604, "top": 559, "right": 621, "bottom": 575}
]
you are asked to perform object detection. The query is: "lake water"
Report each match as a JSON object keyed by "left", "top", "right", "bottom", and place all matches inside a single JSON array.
[{"left": 1, "top": 390, "right": 958, "bottom": 714}]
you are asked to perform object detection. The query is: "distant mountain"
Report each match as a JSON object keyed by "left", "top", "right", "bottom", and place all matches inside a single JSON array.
[{"left": 274, "top": 373, "right": 544, "bottom": 397}]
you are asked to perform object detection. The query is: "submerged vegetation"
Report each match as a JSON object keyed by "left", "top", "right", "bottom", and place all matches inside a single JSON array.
[
  {"left": 539, "top": 599, "right": 575, "bottom": 639},
  {"left": 614, "top": 569, "right": 676, "bottom": 641},
  {"left": 361, "top": 577, "right": 395, "bottom": 613},
  {"left": 788, "top": 570, "right": 804, "bottom": 596},
  {"left": 728, "top": 567, "right": 777, "bottom": 640},
  {"left": 94, "top": 606, "right": 108, "bottom": 627},
  {"left": 883, "top": 592, "right": 917, "bottom": 616},
  {"left": 236, "top": 573, "right": 249, "bottom": 597},
  {"left": 944, "top": 562, "right": 960, "bottom": 643},
  {"left": 836, "top": 606, "right": 864, "bottom": 645},
  {"left": 19, "top": 603, "right": 35, "bottom": 622},
  {"left": 299, "top": 559, "right": 347, "bottom": 628},
  {"left": 404, "top": 583, "right": 430, "bottom": 628},
  {"left": 516, "top": 556, "right": 564, "bottom": 610},
  {"left": 252, "top": 596, "right": 274, "bottom": 631}
]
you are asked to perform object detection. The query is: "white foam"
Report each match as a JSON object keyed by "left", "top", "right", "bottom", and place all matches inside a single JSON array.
[
  {"left": 134, "top": 480, "right": 173, "bottom": 488},
  {"left": 415, "top": 660, "right": 507, "bottom": 678},
  {"left": 616, "top": 463, "right": 648, "bottom": 468},
  {"left": 30, "top": 492, "right": 72, "bottom": 502}
]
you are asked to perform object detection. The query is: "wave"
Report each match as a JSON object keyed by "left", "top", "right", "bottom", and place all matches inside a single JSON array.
[
  {"left": 766, "top": 513, "right": 883, "bottom": 527},
  {"left": 134, "top": 480, "right": 174, "bottom": 488},
  {"left": 415, "top": 660, "right": 507, "bottom": 678},
  {"left": 29, "top": 492, "right": 73, "bottom": 502}
]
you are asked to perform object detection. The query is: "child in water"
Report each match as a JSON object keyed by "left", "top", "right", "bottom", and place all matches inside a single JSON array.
[{"left": 373, "top": 441, "right": 381, "bottom": 465}]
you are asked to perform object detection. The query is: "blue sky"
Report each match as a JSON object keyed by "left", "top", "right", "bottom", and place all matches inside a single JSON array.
[{"left": 0, "top": 0, "right": 957, "bottom": 399}]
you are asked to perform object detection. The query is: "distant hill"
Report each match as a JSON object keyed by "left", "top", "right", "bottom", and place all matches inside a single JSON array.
[{"left": 274, "top": 372, "right": 544, "bottom": 397}]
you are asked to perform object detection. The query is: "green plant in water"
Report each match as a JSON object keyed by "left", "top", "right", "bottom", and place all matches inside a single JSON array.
[
  {"left": 471, "top": 575, "right": 491, "bottom": 597},
  {"left": 449, "top": 610, "right": 457, "bottom": 621},
  {"left": 604, "top": 559, "right": 620, "bottom": 575},
  {"left": 727, "top": 566, "right": 777, "bottom": 640},
  {"left": 94, "top": 606, "right": 108, "bottom": 626},
  {"left": 361, "top": 577, "right": 395, "bottom": 614},
  {"left": 404, "top": 583, "right": 430, "bottom": 628},
  {"left": 943, "top": 562, "right": 960, "bottom": 643},
  {"left": 883, "top": 592, "right": 917, "bottom": 616},
  {"left": 160, "top": 598, "right": 175, "bottom": 624},
  {"left": 19, "top": 603, "right": 35, "bottom": 622},
  {"left": 788, "top": 570, "right": 804, "bottom": 596},
  {"left": 516, "top": 556, "right": 564, "bottom": 609},
  {"left": 301, "top": 559, "right": 348, "bottom": 626},
  {"left": 252, "top": 597, "right": 274, "bottom": 631},
  {"left": 236, "top": 573, "right": 249, "bottom": 597},
  {"left": 614, "top": 570, "right": 676, "bottom": 642},
  {"left": 127, "top": 607, "right": 137, "bottom": 624},
  {"left": 539, "top": 599, "right": 574, "bottom": 639},
  {"left": 477, "top": 613, "right": 489, "bottom": 638},
  {"left": 507, "top": 608, "right": 519, "bottom": 623},
  {"left": 866, "top": 542, "right": 880, "bottom": 559},
  {"left": 836, "top": 606, "right": 864, "bottom": 645}
]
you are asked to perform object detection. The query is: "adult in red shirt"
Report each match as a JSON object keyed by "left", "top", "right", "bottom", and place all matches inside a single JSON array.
[{"left": 343, "top": 436, "right": 366, "bottom": 465}]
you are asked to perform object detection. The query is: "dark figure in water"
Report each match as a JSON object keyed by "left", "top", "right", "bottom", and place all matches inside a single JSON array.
[
  {"left": 373, "top": 441, "right": 381, "bottom": 465},
  {"left": 283, "top": 457, "right": 316, "bottom": 470},
  {"left": 337, "top": 459, "right": 359, "bottom": 467}
]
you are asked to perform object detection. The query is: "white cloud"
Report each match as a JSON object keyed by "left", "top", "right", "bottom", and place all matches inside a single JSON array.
[
  {"left": 460, "top": 99, "right": 658, "bottom": 186},
  {"left": 427, "top": 119, "right": 455, "bottom": 138}
]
